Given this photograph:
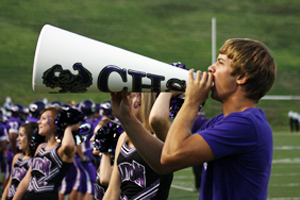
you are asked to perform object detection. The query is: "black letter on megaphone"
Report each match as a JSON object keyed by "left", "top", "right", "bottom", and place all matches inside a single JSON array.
[{"left": 97, "top": 65, "right": 185, "bottom": 93}]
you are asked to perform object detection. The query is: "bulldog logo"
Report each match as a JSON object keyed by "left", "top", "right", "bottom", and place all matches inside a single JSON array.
[{"left": 42, "top": 63, "right": 92, "bottom": 93}]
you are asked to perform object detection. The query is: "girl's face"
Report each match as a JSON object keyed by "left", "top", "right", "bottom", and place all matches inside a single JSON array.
[
  {"left": 37, "top": 111, "right": 55, "bottom": 136},
  {"left": 17, "top": 127, "right": 29, "bottom": 152}
]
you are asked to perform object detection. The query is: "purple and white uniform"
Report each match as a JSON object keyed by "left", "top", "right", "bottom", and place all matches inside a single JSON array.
[
  {"left": 7, "top": 154, "right": 32, "bottom": 200},
  {"left": 1, "top": 122, "right": 13, "bottom": 181},
  {"left": 94, "top": 172, "right": 107, "bottom": 200},
  {"left": 73, "top": 119, "right": 96, "bottom": 195},
  {"left": 0, "top": 122, "right": 8, "bottom": 142},
  {"left": 59, "top": 163, "right": 76, "bottom": 195},
  {"left": 25, "top": 115, "right": 39, "bottom": 123},
  {"left": 24, "top": 143, "right": 72, "bottom": 200},
  {"left": 6, "top": 116, "right": 24, "bottom": 154},
  {"left": 117, "top": 138, "right": 173, "bottom": 200},
  {"left": 196, "top": 108, "right": 273, "bottom": 200},
  {"left": 6, "top": 117, "right": 24, "bottom": 135}
]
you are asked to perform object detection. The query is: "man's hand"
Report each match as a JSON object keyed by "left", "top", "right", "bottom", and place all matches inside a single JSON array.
[
  {"left": 185, "top": 69, "right": 213, "bottom": 108},
  {"left": 110, "top": 92, "right": 133, "bottom": 121}
]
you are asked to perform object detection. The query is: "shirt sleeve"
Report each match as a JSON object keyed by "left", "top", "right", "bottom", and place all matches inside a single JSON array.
[{"left": 198, "top": 113, "right": 258, "bottom": 159}]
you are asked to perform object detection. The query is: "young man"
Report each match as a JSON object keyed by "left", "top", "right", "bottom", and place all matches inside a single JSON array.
[{"left": 111, "top": 38, "right": 276, "bottom": 199}]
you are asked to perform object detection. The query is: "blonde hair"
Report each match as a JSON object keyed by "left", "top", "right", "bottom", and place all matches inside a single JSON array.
[
  {"left": 140, "top": 93, "right": 157, "bottom": 133},
  {"left": 126, "top": 93, "right": 157, "bottom": 144}
]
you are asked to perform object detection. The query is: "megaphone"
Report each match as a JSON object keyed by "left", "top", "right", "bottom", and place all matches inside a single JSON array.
[{"left": 32, "top": 24, "right": 190, "bottom": 93}]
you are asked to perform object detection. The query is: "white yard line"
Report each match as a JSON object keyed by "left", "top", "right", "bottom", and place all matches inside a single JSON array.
[
  {"left": 272, "top": 158, "right": 300, "bottom": 164},
  {"left": 171, "top": 184, "right": 194, "bottom": 192},
  {"left": 267, "top": 198, "right": 300, "bottom": 200},
  {"left": 274, "top": 146, "right": 300, "bottom": 150}
]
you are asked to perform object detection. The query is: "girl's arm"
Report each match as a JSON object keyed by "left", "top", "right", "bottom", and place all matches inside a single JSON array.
[
  {"left": 58, "top": 124, "right": 79, "bottom": 163},
  {"left": 99, "top": 153, "right": 113, "bottom": 186},
  {"left": 149, "top": 92, "right": 179, "bottom": 141},
  {"left": 102, "top": 133, "right": 125, "bottom": 200}
]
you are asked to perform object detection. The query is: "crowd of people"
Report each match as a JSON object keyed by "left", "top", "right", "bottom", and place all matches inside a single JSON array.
[
  {"left": 0, "top": 38, "right": 276, "bottom": 200},
  {"left": 0, "top": 97, "right": 120, "bottom": 200},
  {"left": 1, "top": 93, "right": 205, "bottom": 199}
]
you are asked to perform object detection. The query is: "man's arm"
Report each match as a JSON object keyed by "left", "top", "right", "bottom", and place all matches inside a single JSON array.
[
  {"left": 161, "top": 70, "right": 215, "bottom": 169},
  {"left": 110, "top": 93, "right": 174, "bottom": 174}
]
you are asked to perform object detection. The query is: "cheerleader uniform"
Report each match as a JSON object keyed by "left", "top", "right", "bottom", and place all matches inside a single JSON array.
[
  {"left": 7, "top": 154, "right": 31, "bottom": 200},
  {"left": 23, "top": 144, "right": 72, "bottom": 200},
  {"left": 117, "top": 138, "right": 173, "bottom": 200},
  {"left": 94, "top": 172, "right": 108, "bottom": 200}
]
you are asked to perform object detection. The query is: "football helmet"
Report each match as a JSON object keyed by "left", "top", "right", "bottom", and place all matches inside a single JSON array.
[
  {"left": 48, "top": 100, "right": 63, "bottom": 108},
  {"left": 99, "top": 100, "right": 114, "bottom": 119},
  {"left": 78, "top": 99, "right": 96, "bottom": 117},
  {"left": 10, "top": 104, "right": 27, "bottom": 121},
  {"left": 29, "top": 101, "right": 46, "bottom": 119},
  {"left": 73, "top": 121, "right": 92, "bottom": 145}
]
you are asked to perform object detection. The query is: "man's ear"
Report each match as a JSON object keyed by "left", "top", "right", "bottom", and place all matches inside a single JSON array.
[{"left": 236, "top": 74, "right": 248, "bottom": 85}]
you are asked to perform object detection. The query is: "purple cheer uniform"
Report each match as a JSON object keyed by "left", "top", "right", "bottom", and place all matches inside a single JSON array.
[
  {"left": 7, "top": 154, "right": 32, "bottom": 200},
  {"left": 117, "top": 137, "right": 173, "bottom": 200}
]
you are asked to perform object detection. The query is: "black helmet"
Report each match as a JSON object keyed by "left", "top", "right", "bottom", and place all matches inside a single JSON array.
[
  {"left": 29, "top": 101, "right": 46, "bottom": 119},
  {"left": 99, "top": 100, "right": 114, "bottom": 119},
  {"left": 78, "top": 99, "right": 96, "bottom": 117}
]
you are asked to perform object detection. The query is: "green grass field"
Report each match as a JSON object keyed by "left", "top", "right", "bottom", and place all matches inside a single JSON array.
[
  {"left": 0, "top": 0, "right": 299, "bottom": 131},
  {"left": 168, "top": 131, "right": 300, "bottom": 199},
  {"left": 1, "top": 131, "right": 299, "bottom": 199}
]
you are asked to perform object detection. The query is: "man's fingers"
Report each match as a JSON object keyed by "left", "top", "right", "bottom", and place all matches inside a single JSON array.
[
  {"left": 188, "top": 69, "right": 195, "bottom": 82},
  {"left": 200, "top": 71, "right": 208, "bottom": 83},
  {"left": 196, "top": 70, "right": 202, "bottom": 82}
]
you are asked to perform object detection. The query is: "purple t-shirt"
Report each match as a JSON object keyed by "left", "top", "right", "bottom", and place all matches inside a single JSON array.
[
  {"left": 6, "top": 117, "right": 24, "bottom": 134},
  {"left": 196, "top": 108, "right": 273, "bottom": 200},
  {"left": 26, "top": 115, "right": 39, "bottom": 123}
]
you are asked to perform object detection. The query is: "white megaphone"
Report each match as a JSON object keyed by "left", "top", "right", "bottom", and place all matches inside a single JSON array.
[{"left": 32, "top": 24, "right": 190, "bottom": 93}]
